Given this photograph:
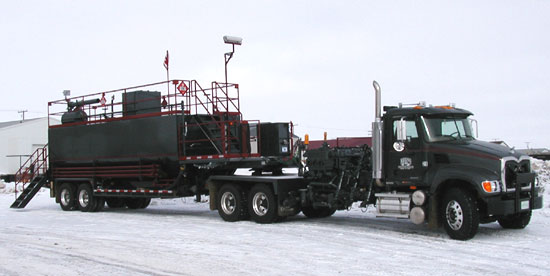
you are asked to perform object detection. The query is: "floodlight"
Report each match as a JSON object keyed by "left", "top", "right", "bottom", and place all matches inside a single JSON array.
[
  {"left": 223, "top": 36, "right": 243, "bottom": 45},
  {"left": 63, "top": 90, "right": 71, "bottom": 97}
]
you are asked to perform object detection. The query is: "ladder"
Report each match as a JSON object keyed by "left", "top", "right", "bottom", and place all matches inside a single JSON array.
[
  {"left": 10, "top": 175, "right": 48, "bottom": 208},
  {"left": 10, "top": 145, "right": 49, "bottom": 209}
]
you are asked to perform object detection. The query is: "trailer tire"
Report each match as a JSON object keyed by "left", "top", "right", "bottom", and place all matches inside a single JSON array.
[
  {"left": 77, "top": 183, "right": 97, "bottom": 212},
  {"left": 125, "top": 198, "right": 146, "bottom": 209},
  {"left": 106, "top": 198, "right": 126, "bottom": 208},
  {"left": 498, "top": 211, "right": 532, "bottom": 229},
  {"left": 217, "top": 184, "right": 248, "bottom": 222},
  {"left": 441, "top": 188, "right": 479, "bottom": 240},
  {"left": 58, "top": 183, "right": 77, "bottom": 211},
  {"left": 140, "top": 198, "right": 151, "bottom": 209},
  {"left": 248, "top": 184, "right": 278, "bottom": 224},
  {"left": 301, "top": 207, "right": 336, "bottom": 218}
]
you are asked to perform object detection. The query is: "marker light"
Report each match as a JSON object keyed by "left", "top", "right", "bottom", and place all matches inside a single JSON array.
[{"left": 481, "top": 180, "right": 501, "bottom": 193}]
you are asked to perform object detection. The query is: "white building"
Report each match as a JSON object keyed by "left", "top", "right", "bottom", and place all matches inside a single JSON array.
[{"left": 0, "top": 117, "right": 59, "bottom": 174}]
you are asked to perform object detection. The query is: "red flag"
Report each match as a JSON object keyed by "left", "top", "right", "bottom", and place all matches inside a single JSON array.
[{"left": 163, "top": 50, "right": 169, "bottom": 70}]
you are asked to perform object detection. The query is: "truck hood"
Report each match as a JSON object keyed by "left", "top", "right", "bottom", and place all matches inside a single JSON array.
[{"left": 430, "top": 139, "right": 523, "bottom": 160}]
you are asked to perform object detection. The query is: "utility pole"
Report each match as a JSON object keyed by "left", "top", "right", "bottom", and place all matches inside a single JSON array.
[{"left": 18, "top": 110, "right": 28, "bottom": 122}]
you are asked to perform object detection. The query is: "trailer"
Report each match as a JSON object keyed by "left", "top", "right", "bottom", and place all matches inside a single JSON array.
[{"left": 10, "top": 78, "right": 543, "bottom": 240}]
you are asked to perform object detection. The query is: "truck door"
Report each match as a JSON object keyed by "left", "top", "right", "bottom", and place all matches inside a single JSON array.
[{"left": 385, "top": 116, "right": 426, "bottom": 185}]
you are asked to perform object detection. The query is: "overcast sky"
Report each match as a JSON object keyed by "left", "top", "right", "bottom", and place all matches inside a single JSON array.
[{"left": 1, "top": 0, "right": 548, "bottom": 149}]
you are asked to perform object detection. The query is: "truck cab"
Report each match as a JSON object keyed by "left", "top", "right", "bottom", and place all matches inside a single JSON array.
[{"left": 380, "top": 103, "right": 543, "bottom": 239}]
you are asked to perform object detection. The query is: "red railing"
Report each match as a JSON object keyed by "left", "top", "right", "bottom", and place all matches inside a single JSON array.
[
  {"left": 47, "top": 80, "right": 242, "bottom": 127},
  {"left": 47, "top": 79, "right": 262, "bottom": 158},
  {"left": 13, "top": 144, "right": 48, "bottom": 199}
]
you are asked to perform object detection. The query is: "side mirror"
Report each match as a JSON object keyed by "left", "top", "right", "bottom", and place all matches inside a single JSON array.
[{"left": 396, "top": 118, "right": 407, "bottom": 142}]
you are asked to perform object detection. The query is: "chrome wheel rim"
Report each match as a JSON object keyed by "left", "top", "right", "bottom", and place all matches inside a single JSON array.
[
  {"left": 252, "top": 192, "right": 269, "bottom": 216},
  {"left": 79, "top": 189, "right": 89, "bottom": 207},
  {"left": 61, "top": 189, "right": 71, "bottom": 206},
  {"left": 220, "top": 191, "right": 236, "bottom": 215},
  {"left": 446, "top": 200, "right": 464, "bottom": 230}
]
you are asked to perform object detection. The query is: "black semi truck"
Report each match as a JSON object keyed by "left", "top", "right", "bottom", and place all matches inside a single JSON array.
[{"left": 11, "top": 79, "right": 542, "bottom": 240}]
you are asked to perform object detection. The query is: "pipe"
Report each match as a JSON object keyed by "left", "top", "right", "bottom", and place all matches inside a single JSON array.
[
  {"left": 372, "top": 81, "right": 383, "bottom": 184},
  {"left": 373, "top": 81, "right": 381, "bottom": 119}
]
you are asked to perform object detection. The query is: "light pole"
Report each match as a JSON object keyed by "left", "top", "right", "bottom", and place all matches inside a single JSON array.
[{"left": 223, "top": 36, "right": 242, "bottom": 86}]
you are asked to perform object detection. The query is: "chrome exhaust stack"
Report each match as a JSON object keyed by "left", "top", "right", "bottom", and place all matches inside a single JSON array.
[{"left": 372, "top": 81, "right": 383, "bottom": 186}]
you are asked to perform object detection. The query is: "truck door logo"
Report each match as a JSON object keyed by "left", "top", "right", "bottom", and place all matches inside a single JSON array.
[{"left": 398, "top": 157, "right": 414, "bottom": 170}]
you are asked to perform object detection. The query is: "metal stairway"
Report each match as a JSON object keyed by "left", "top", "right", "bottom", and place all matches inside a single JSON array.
[
  {"left": 10, "top": 175, "right": 48, "bottom": 208},
  {"left": 10, "top": 145, "right": 49, "bottom": 209},
  {"left": 188, "top": 115, "right": 243, "bottom": 156}
]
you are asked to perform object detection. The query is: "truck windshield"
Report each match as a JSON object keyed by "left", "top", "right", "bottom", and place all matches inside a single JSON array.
[{"left": 421, "top": 116, "right": 474, "bottom": 142}]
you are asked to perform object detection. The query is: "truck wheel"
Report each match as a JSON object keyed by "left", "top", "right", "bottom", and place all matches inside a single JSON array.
[
  {"left": 77, "top": 184, "right": 97, "bottom": 212},
  {"left": 248, "top": 184, "right": 278, "bottom": 224},
  {"left": 58, "top": 183, "right": 77, "bottom": 211},
  {"left": 441, "top": 188, "right": 479, "bottom": 240},
  {"left": 301, "top": 207, "right": 336, "bottom": 218},
  {"left": 498, "top": 211, "right": 532, "bottom": 229},
  {"left": 125, "top": 198, "right": 145, "bottom": 209},
  {"left": 106, "top": 197, "right": 126, "bottom": 208},
  {"left": 217, "top": 184, "right": 248, "bottom": 222}
]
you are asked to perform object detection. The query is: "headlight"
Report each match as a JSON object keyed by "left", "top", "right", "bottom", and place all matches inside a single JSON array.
[{"left": 481, "top": 180, "right": 501, "bottom": 193}]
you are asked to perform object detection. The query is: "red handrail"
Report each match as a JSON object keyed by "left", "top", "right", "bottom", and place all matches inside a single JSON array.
[{"left": 13, "top": 144, "right": 48, "bottom": 200}]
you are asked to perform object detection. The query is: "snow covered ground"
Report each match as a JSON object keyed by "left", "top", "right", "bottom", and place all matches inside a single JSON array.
[{"left": 0, "top": 160, "right": 549, "bottom": 276}]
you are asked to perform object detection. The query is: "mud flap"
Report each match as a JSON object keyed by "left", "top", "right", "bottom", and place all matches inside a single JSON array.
[
  {"left": 428, "top": 194, "right": 439, "bottom": 229},
  {"left": 208, "top": 180, "right": 218, "bottom": 210}
]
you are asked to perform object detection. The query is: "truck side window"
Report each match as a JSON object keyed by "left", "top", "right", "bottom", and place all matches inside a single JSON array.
[{"left": 393, "top": 119, "right": 420, "bottom": 149}]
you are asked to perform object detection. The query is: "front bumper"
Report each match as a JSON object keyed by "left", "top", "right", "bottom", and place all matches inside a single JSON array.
[{"left": 486, "top": 193, "right": 543, "bottom": 216}]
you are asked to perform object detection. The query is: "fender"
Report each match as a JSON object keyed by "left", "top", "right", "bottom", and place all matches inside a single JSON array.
[{"left": 428, "top": 164, "right": 500, "bottom": 196}]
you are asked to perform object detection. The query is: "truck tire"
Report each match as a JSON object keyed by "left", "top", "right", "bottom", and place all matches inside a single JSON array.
[
  {"left": 106, "top": 197, "right": 126, "bottom": 208},
  {"left": 301, "top": 207, "right": 336, "bottom": 218},
  {"left": 441, "top": 188, "right": 479, "bottom": 240},
  {"left": 498, "top": 211, "right": 532, "bottom": 229},
  {"left": 58, "top": 183, "right": 77, "bottom": 211},
  {"left": 77, "top": 183, "right": 97, "bottom": 212},
  {"left": 248, "top": 184, "right": 278, "bottom": 224},
  {"left": 217, "top": 184, "right": 248, "bottom": 222}
]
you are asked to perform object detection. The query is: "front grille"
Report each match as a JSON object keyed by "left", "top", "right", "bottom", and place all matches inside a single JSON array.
[{"left": 504, "top": 159, "right": 531, "bottom": 190}]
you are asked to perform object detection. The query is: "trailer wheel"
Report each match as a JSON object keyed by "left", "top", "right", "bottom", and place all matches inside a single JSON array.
[
  {"left": 217, "top": 184, "right": 248, "bottom": 222},
  {"left": 301, "top": 207, "right": 336, "bottom": 218},
  {"left": 498, "top": 211, "right": 532, "bottom": 229},
  {"left": 126, "top": 198, "right": 146, "bottom": 209},
  {"left": 106, "top": 198, "right": 126, "bottom": 208},
  {"left": 76, "top": 184, "right": 97, "bottom": 212},
  {"left": 140, "top": 198, "right": 152, "bottom": 209},
  {"left": 58, "top": 183, "right": 77, "bottom": 211},
  {"left": 441, "top": 188, "right": 479, "bottom": 240},
  {"left": 248, "top": 184, "right": 278, "bottom": 224}
]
